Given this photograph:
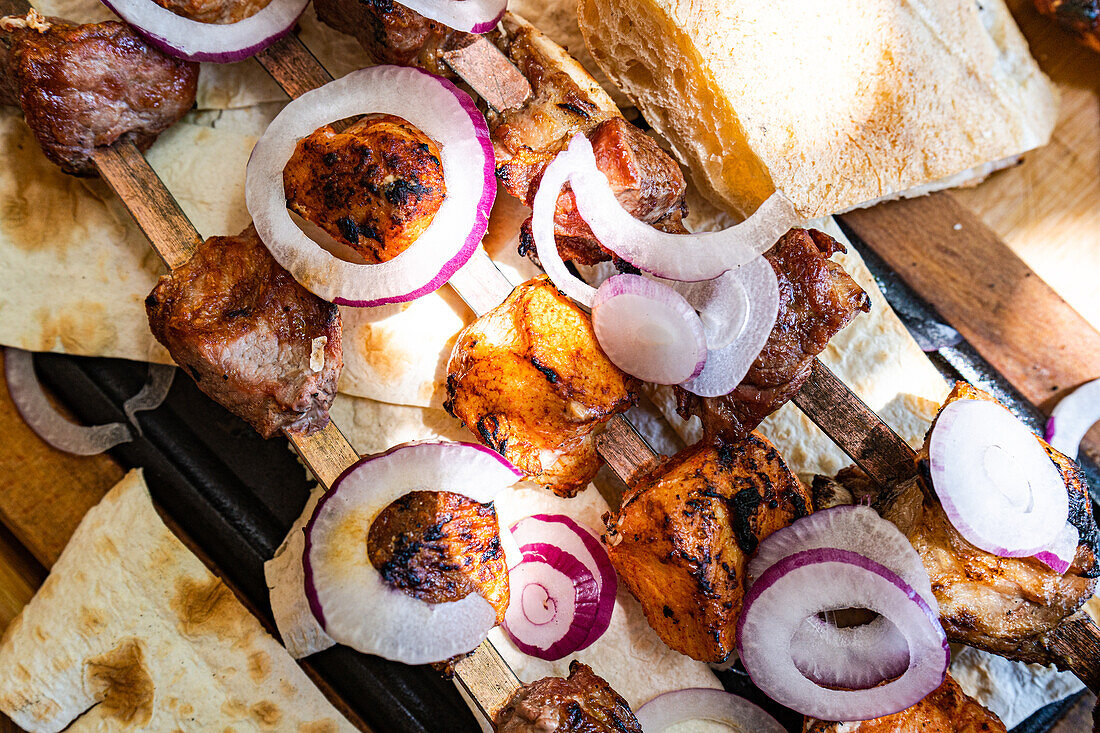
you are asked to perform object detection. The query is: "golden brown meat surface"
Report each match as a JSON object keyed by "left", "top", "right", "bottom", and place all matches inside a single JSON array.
[
  {"left": 1034, "top": 0, "right": 1100, "bottom": 52},
  {"left": 803, "top": 673, "right": 1006, "bottom": 733},
  {"left": 676, "top": 228, "right": 870, "bottom": 443},
  {"left": 150, "top": 0, "right": 271, "bottom": 23},
  {"left": 146, "top": 226, "right": 343, "bottom": 438},
  {"left": 284, "top": 114, "right": 446, "bottom": 264},
  {"left": 0, "top": 12, "right": 197, "bottom": 175},
  {"left": 367, "top": 490, "right": 508, "bottom": 622},
  {"left": 493, "top": 661, "right": 642, "bottom": 733},
  {"left": 445, "top": 277, "right": 638, "bottom": 497},
  {"left": 876, "top": 382, "right": 1100, "bottom": 664},
  {"left": 605, "top": 435, "right": 812, "bottom": 662}
]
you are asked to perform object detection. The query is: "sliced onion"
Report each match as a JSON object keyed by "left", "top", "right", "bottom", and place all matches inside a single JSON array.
[
  {"left": 503, "top": 542, "right": 601, "bottom": 660},
  {"left": 396, "top": 0, "right": 505, "bottom": 33},
  {"left": 4, "top": 347, "right": 132, "bottom": 455},
  {"left": 246, "top": 65, "right": 495, "bottom": 307},
  {"left": 1034, "top": 522, "right": 1080, "bottom": 575},
  {"left": 100, "top": 0, "right": 307, "bottom": 62},
  {"left": 510, "top": 514, "right": 617, "bottom": 651},
  {"left": 676, "top": 257, "right": 779, "bottom": 397},
  {"left": 1046, "top": 377, "right": 1100, "bottom": 461},
  {"left": 122, "top": 364, "right": 176, "bottom": 435},
  {"left": 560, "top": 134, "right": 800, "bottom": 281},
  {"left": 736, "top": 548, "right": 949, "bottom": 721},
  {"left": 303, "top": 441, "right": 522, "bottom": 664},
  {"left": 635, "top": 688, "right": 785, "bottom": 733},
  {"left": 929, "top": 398, "right": 1068, "bottom": 557},
  {"left": 789, "top": 613, "right": 910, "bottom": 690},
  {"left": 591, "top": 274, "right": 706, "bottom": 384}
]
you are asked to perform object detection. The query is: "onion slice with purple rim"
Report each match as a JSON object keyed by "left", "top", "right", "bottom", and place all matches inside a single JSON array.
[
  {"left": 4, "top": 347, "right": 132, "bottom": 455},
  {"left": 396, "top": 0, "right": 506, "bottom": 33},
  {"left": 1046, "top": 377, "right": 1100, "bottom": 461},
  {"left": 1034, "top": 522, "right": 1079, "bottom": 575},
  {"left": 303, "top": 441, "right": 521, "bottom": 664},
  {"left": 737, "top": 548, "right": 949, "bottom": 721},
  {"left": 591, "top": 274, "right": 706, "bottom": 384},
  {"left": 246, "top": 66, "right": 495, "bottom": 307},
  {"left": 100, "top": 0, "right": 307, "bottom": 62},
  {"left": 122, "top": 363, "right": 175, "bottom": 435},
  {"left": 929, "top": 398, "right": 1067, "bottom": 557},
  {"left": 635, "top": 688, "right": 785, "bottom": 733}
]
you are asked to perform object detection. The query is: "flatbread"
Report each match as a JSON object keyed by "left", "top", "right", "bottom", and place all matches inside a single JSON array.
[{"left": 0, "top": 469, "right": 355, "bottom": 733}]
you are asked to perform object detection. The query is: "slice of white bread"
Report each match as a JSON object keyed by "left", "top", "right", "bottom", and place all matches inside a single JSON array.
[{"left": 577, "top": 0, "right": 1058, "bottom": 218}]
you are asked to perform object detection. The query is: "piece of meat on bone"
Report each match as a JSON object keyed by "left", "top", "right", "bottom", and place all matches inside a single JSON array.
[
  {"left": 493, "top": 661, "right": 642, "bottom": 733},
  {"left": 604, "top": 434, "right": 812, "bottom": 663},
  {"left": 803, "top": 672, "right": 1006, "bottom": 733},
  {"left": 146, "top": 226, "right": 342, "bottom": 438},
  {"left": 445, "top": 276, "right": 638, "bottom": 497},
  {"left": 0, "top": 11, "right": 197, "bottom": 175},
  {"left": 676, "top": 228, "right": 870, "bottom": 444}
]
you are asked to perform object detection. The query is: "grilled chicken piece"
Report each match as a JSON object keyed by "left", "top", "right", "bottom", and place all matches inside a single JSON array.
[
  {"left": 804, "top": 673, "right": 1006, "bottom": 733},
  {"left": 445, "top": 276, "right": 638, "bottom": 497},
  {"left": 676, "top": 228, "right": 870, "bottom": 444},
  {"left": 605, "top": 435, "right": 812, "bottom": 662},
  {"left": 494, "top": 661, "right": 642, "bottom": 733},
  {"left": 873, "top": 382, "right": 1100, "bottom": 665},
  {"left": 1034, "top": 0, "right": 1100, "bottom": 52},
  {"left": 0, "top": 11, "right": 197, "bottom": 175},
  {"left": 146, "top": 226, "right": 342, "bottom": 438},
  {"left": 367, "top": 490, "right": 509, "bottom": 621},
  {"left": 150, "top": 0, "right": 271, "bottom": 24},
  {"left": 283, "top": 114, "right": 446, "bottom": 264}
]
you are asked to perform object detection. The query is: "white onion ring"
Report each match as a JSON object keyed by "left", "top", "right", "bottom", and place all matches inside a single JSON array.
[
  {"left": 246, "top": 65, "right": 495, "bottom": 307},
  {"left": 591, "top": 274, "right": 707, "bottom": 384},
  {"left": 100, "top": 0, "right": 307, "bottom": 62},
  {"left": 929, "top": 398, "right": 1068, "bottom": 557},
  {"left": 303, "top": 441, "right": 522, "bottom": 664},
  {"left": 4, "top": 348, "right": 132, "bottom": 455},
  {"left": 635, "top": 688, "right": 785, "bottom": 733},
  {"left": 396, "top": 0, "right": 505, "bottom": 33},
  {"left": 1046, "top": 377, "right": 1100, "bottom": 461}
]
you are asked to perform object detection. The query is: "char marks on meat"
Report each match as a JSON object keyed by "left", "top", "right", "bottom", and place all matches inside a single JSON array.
[
  {"left": 0, "top": 12, "right": 197, "bottom": 175},
  {"left": 1033, "top": 0, "right": 1100, "bottom": 52},
  {"left": 146, "top": 226, "right": 342, "bottom": 438},
  {"left": 605, "top": 434, "right": 811, "bottom": 662},
  {"left": 494, "top": 661, "right": 642, "bottom": 733},
  {"left": 676, "top": 228, "right": 870, "bottom": 444}
]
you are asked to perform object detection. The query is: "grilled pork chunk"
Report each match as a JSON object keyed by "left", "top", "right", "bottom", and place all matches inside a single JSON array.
[
  {"left": 283, "top": 114, "right": 446, "bottom": 264},
  {"left": 0, "top": 11, "right": 197, "bottom": 175},
  {"left": 367, "top": 490, "right": 508, "bottom": 621},
  {"left": 150, "top": 0, "right": 270, "bottom": 24},
  {"left": 146, "top": 226, "right": 342, "bottom": 438},
  {"left": 1034, "top": 0, "right": 1099, "bottom": 52},
  {"left": 605, "top": 435, "right": 812, "bottom": 662},
  {"left": 804, "top": 673, "right": 1006, "bottom": 733},
  {"left": 494, "top": 661, "right": 642, "bottom": 733},
  {"left": 445, "top": 277, "right": 638, "bottom": 497},
  {"left": 676, "top": 228, "right": 870, "bottom": 444}
]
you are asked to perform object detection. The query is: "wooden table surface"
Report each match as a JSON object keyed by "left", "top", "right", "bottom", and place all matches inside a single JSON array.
[{"left": 0, "top": 0, "right": 1096, "bottom": 730}]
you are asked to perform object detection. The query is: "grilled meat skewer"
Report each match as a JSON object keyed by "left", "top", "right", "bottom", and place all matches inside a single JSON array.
[{"left": 494, "top": 661, "right": 642, "bottom": 733}]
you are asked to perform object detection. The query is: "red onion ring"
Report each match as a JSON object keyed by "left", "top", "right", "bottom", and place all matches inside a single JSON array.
[
  {"left": 1033, "top": 522, "right": 1079, "bottom": 575},
  {"left": 635, "top": 688, "right": 785, "bottom": 733},
  {"left": 397, "top": 0, "right": 505, "bottom": 33},
  {"left": 591, "top": 274, "right": 707, "bottom": 384},
  {"left": 122, "top": 364, "right": 175, "bottom": 435},
  {"left": 4, "top": 347, "right": 131, "bottom": 455},
  {"left": 303, "top": 441, "right": 522, "bottom": 664},
  {"left": 736, "top": 548, "right": 948, "bottom": 721},
  {"left": 100, "top": 0, "right": 307, "bottom": 62},
  {"left": 929, "top": 398, "right": 1067, "bottom": 557},
  {"left": 246, "top": 66, "right": 495, "bottom": 307},
  {"left": 1046, "top": 377, "right": 1100, "bottom": 461}
]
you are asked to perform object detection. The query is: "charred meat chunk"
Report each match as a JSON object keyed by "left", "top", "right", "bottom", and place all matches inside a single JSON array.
[
  {"left": 875, "top": 382, "right": 1099, "bottom": 665},
  {"left": 150, "top": 0, "right": 272, "bottom": 24},
  {"left": 367, "top": 490, "right": 509, "bottom": 621},
  {"left": 445, "top": 276, "right": 638, "bottom": 497},
  {"left": 804, "top": 672, "right": 1006, "bottom": 732},
  {"left": 605, "top": 435, "right": 812, "bottom": 662},
  {"left": 494, "top": 661, "right": 642, "bottom": 733},
  {"left": 0, "top": 12, "right": 197, "bottom": 175},
  {"left": 1034, "top": 0, "right": 1099, "bottom": 53},
  {"left": 676, "top": 228, "right": 870, "bottom": 444},
  {"left": 283, "top": 114, "right": 446, "bottom": 264},
  {"left": 146, "top": 226, "right": 342, "bottom": 438}
]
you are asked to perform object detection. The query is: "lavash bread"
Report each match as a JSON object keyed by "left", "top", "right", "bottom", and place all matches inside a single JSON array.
[{"left": 576, "top": 0, "right": 1059, "bottom": 218}]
